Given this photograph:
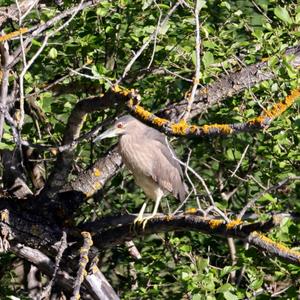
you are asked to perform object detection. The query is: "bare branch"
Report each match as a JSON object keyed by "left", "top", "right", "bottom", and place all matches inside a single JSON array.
[
  {"left": 116, "top": 1, "right": 181, "bottom": 84},
  {"left": 183, "top": 0, "right": 202, "bottom": 120},
  {"left": 238, "top": 176, "right": 300, "bottom": 220}
]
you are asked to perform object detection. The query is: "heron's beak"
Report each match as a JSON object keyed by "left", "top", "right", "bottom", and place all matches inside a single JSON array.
[{"left": 93, "top": 127, "right": 119, "bottom": 142}]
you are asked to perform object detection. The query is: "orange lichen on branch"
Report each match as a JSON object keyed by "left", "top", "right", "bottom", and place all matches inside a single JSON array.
[
  {"left": 164, "top": 215, "right": 173, "bottom": 221},
  {"left": 189, "top": 125, "right": 198, "bottom": 133},
  {"left": 93, "top": 182, "right": 102, "bottom": 190},
  {"left": 252, "top": 231, "right": 300, "bottom": 260},
  {"left": 134, "top": 105, "right": 152, "bottom": 120},
  {"left": 185, "top": 207, "right": 198, "bottom": 214},
  {"left": 153, "top": 116, "right": 168, "bottom": 126},
  {"left": 171, "top": 119, "right": 190, "bottom": 135},
  {"left": 0, "top": 28, "right": 28, "bottom": 42},
  {"left": 249, "top": 88, "right": 300, "bottom": 126},
  {"left": 209, "top": 219, "right": 223, "bottom": 229},
  {"left": 226, "top": 219, "right": 243, "bottom": 230},
  {"left": 93, "top": 168, "right": 101, "bottom": 177},
  {"left": 128, "top": 101, "right": 168, "bottom": 126},
  {"left": 202, "top": 124, "right": 233, "bottom": 134}
]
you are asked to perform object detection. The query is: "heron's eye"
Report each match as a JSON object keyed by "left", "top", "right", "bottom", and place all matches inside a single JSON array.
[{"left": 117, "top": 123, "right": 123, "bottom": 128}]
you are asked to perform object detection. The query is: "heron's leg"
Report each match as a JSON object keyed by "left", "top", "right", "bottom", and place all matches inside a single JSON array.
[
  {"left": 134, "top": 201, "right": 148, "bottom": 224},
  {"left": 152, "top": 195, "right": 161, "bottom": 216},
  {"left": 141, "top": 194, "right": 163, "bottom": 229}
]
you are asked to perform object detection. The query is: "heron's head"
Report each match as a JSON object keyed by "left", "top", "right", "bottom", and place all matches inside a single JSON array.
[{"left": 93, "top": 115, "right": 138, "bottom": 142}]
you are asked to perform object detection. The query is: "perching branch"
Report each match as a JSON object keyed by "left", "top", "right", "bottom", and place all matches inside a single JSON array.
[{"left": 81, "top": 213, "right": 300, "bottom": 266}]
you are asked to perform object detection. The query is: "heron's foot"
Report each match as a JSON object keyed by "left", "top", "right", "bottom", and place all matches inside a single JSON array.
[
  {"left": 133, "top": 214, "right": 145, "bottom": 226},
  {"left": 134, "top": 214, "right": 156, "bottom": 230}
]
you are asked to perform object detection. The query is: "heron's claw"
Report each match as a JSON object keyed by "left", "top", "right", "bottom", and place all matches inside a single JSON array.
[{"left": 134, "top": 215, "right": 155, "bottom": 230}]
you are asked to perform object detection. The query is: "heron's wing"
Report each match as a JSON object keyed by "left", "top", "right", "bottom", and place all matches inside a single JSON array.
[
  {"left": 147, "top": 139, "right": 186, "bottom": 202},
  {"left": 144, "top": 127, "right": 184, "bottom": 177}
]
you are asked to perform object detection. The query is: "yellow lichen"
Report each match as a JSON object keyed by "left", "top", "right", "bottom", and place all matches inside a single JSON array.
[
  {"left": 208, "top": 219, "right": 223, "bottom": 229},
  {"left": 202, "top": 124, "right": 233, "bottom": 134},
  {"left": 0, "top": 28, "right": 28, "bottom": 42},
  {"left": 252, "top": 231, "right": 300, "bottom": 260},
  {"left": 127, "top": 98, "right": 134, "bottom": 107},
  {"left": 0, "top": 210, "right": 9, "bottom": 222},
  {"left": 92, "top": 265, "right": 99, "bottom": 274},
  {"left": 81, "top": 231, "right": 93, "bottom": 246},
  {"left": 250, "top": 89, "right": 300, "bottom": 125},
  {"left": 85, "top": 191, "right": 93, "bottom": 198},
  {"left": 189, "top": 125, "right": 198, "bottom": 133},
  {"left": 164, "top": 215, "right": 173, "bottom": 221},
  {"left": 171, "top": 119, "right": 189, "bottom": 135},
  {"left": 93, "top": 182, "right": 102, "bottom": 190},
  {"left": 226, "top": 219, "right": 243, "bottom": 230},
  {"left": 185, "top": 208, "right": 198, "bottom": 214},
  {"left": 152, "top": 117, "right": 168, "bottom": 126},
  {"left": 93, "top": 168, "right": 101, "bottom": 177},
  {"left": 198, "top": 87, "right": 208, "bottom": 95},
  {"left": 112, "top": 85, "right": 122, "bottom": 93},
  {"left": 135, "top": 105, "right": 152, "bottom": 120}
]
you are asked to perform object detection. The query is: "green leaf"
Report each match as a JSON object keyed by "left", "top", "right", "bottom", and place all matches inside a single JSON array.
[
  {"left": 296, "top": 12, "right": 300, "bottom": 24},
  {"left": 0, "top": 142, "right": 14, "bottom": 150},
  {"left": 274, "top": 6, "right": 293, "bottom": 24},
  {"left": 197, "top": 0, "right": 206, "bottom": 10},
  {"left": 202, "top": 51, "right": 214, "bottom": 68},
  {"left": 48, "top": 47, "right": 58, "bottom": 59},
  {"left": 250, "top": 277, "right": 263, "bottom": 290},
  {"left": 217, "top": 283, "right": 233, "bottom": 293},
  {"left": 223, "top": 291, "right": 238, "bottom": 300}
]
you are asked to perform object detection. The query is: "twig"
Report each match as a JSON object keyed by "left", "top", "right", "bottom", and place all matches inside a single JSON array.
[
  {"left": 10, "top": 0, "right": 99, "bottom": 68},
  {"left": 0, "top": 39, "right": 11, "bottom": 142},
  {"left": 238, "top": 176, "right": 300, "bottom": 219},
  {"left": 164, "top": 137, "right": 227, "bottom": 219},
  {"left": 146, "top": 0, "right": 162, "bottom": 69},
  {"left": 116, "top": 1, "right": 180, "bottom": 84},
  {"left": 18, "top": 0, "right": 84, "bottom": 130},
  {"left": 227, "top": 237, "right": 237, "bottom": 283},
  {"left": 71, "top": 231, "right": 93, "bottom": 300},
  {"left": 39, "top": 231, "right": 68, "bottom": 299},
  {"left": 230, "top": 144, "right": 250, "bottom": 177},
  {"left": 68, "top": 67, "right": 113, "bottom": 86},
  {"left": 183, "top": 148, "right": 203, "bottom": 211},
  {"left": 183, "top": 0, "right": 202, "bottom": 120}
]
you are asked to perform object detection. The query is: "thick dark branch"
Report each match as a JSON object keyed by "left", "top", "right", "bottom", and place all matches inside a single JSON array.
[
  {"left": 2, "top": 149, "right": 33, "bottom": 198},
  {"left": 63, "top": 146, "right": 122, "bottom": 196},
  {"left": 82, "top": 214, "right": 300, "bottom": 266},
  {"left": 160, "top": 44, "right": 300, "bottom": 120},
  {"left": 40, "top": 92, "right": 126, "bottom": 199},
  {"left": 12, "top": 243, "right": 74, "bottom": 293}
]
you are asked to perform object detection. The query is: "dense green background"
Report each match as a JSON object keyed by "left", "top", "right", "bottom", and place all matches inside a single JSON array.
[{"left": 0, "top": 0, "right": 299, "bottom": 298}]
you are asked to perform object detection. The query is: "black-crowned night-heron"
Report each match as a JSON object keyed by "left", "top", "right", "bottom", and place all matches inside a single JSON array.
[{"left": 94, "top": 115, "right": 186, "bottom": 225}]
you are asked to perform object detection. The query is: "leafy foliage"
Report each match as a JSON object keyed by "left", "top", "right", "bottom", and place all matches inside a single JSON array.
[{"left": 0, "top": 0, "right": 299, "bottom": 298}]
